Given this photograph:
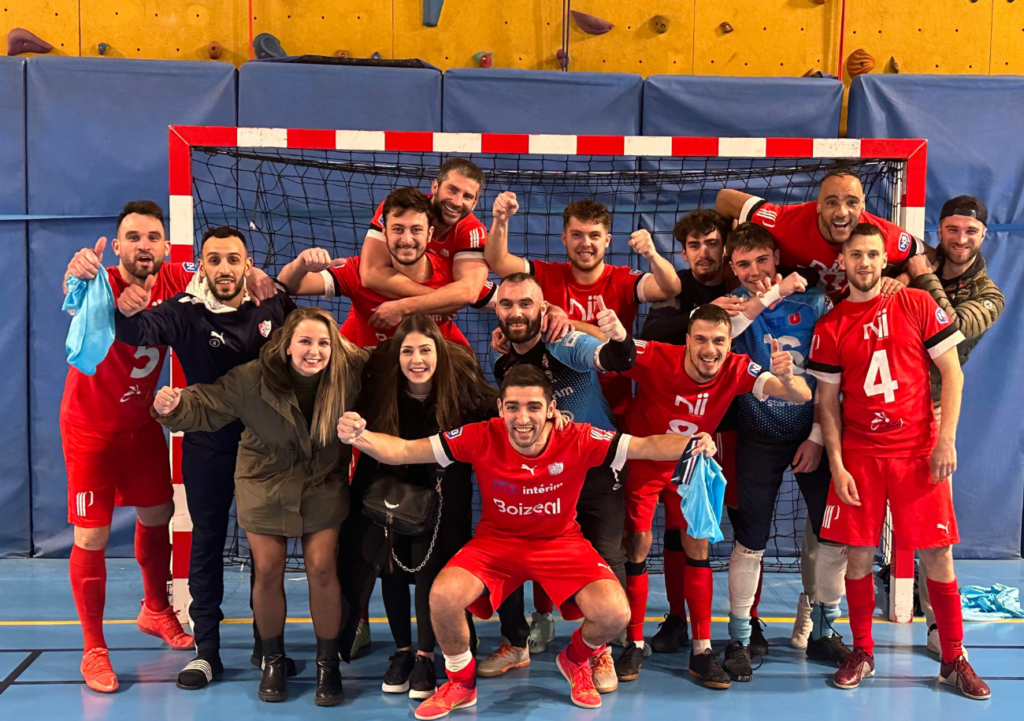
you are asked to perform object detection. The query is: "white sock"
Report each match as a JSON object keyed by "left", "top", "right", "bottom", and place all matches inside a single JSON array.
[
  {"left": 728, "top": 542, "right": 764, "bottom": 618},
  {"left": 692, "top": 638, "right": 711, "bottom": 654},
  {"left": 814, "top": 542, "right": 848, "bottom": 606},
  {"left": 633, "top": 639, "right": 645, "bottom": 649},
  {"left": 800, "top": 523, "right": 819, "bottom": 597},
  {"left": 444, "top": 648, "right": 474, "bottom": 674}
]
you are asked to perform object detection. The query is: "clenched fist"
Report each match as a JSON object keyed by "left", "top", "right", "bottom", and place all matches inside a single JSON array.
[
  {"left": 297, "top": 248, "right": 346, "bottom": 274},
  {"left": 117, "top": 274, "right": 156, "bottom": 317},
  {"left": 493, "top": 191, "right": 519, "bottom": 223},
  {"left": 628, "top": 229, "right": 659, "bottom": 260},
  {"left": 153, "top": 386, "right": 182, "bottom": 416},
  {"left": 337, "top": 411, "right": 367, "bottom": 443},
  {"left": 67, "top": 237, "right": 107, "bottom": 281}
]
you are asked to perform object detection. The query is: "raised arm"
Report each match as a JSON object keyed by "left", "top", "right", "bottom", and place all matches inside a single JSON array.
[
  {"left": 930, "top": 346, "right": 964, "bottom": 482},
  {"left": 278, "top": 248, "right": 346, "bottom": 295},
  {"left": 756, "top": 338, "right": 813, "bottom": 403},
  {"left": 629, "top": 229, "right": 681, "bottom": 301},
  {"left": 484, "top": 191, "right": 529, "bottom": 278},
  {"left": 336, "top": 412, "right": 437, "bottom": 464},
  {"left": 114, "top": 293, "right": 186, "bottom": 348},
  {"left": 716, "top": 189, "right": 756, "bottom": 221},
  {"left": 626, "top": 430, "right": 717, "bottom": 462},
  {"left": 64, "top": 237, "right": 108, "bottom": 295}
]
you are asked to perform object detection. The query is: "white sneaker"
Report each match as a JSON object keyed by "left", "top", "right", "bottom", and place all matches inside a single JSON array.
[
  {"left": 477, "top": 638, "right": 530, "bottom": 677},
  {"left": 527, "top": 612, "right": 555, "bottom": 654},
  {"left": 590, "top": 647, "right": 618, "bottom": 693},
  {"left": 791, "top": 593, "right": 813, "bottom": 649},
  {"left": 927, "top": 624, "right": 969, "bottom": 660}
]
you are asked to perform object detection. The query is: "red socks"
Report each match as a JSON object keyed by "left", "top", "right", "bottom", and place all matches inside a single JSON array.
[
  {"left": 70, "top": 545, "right": 107, "bottom": 651},
  {"left": 533, "top": 582, "right": 554, "bottom": 615},
  {"left": 625, "top": 561, "right": 648, "bottom": 643},
  {"left": 663, "top": 548, "right": 687, "bottom": 618},
  {"left": 846, "top": 574, "right": 875, "bottom": 656},
  {"left": 684, "top": 558, "right": 713, "bottom": 640},
  {"left": 567, "top": 627, "right": 603, "bottom": 664},
  {"left": 134, "top": 520, "right": 171, "bottom": 612},
  {"left": 751, "top": 558, "right": 764, "bottom": 618},
  {"left": 927, "top": 577, "right": 964, "bottom": 664}
]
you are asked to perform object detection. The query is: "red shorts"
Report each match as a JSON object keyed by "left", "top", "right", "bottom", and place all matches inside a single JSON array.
[
  {"left": 61, "top": 418, "right": 173, "bottom": 528},
  {"left": 625, "top": 431, "right": 735, "bottom": 533},
  {"left": 819, "top": 453, "right": 959, "bottom": 550},
  {"left": 446, "top": 533, "right": 618, "bottom": 621}
]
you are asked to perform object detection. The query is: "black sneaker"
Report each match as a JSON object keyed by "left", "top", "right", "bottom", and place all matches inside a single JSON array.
[
  {"left": 689, "top": 648, "right": 732, "bottom": 689},
  {"left": 723, "top": 641, "right": 753, "bottom": 682},
  {"left": 748, "top": 617, "right": 769, "bottom": 657},
  {"left": 382, "top": 649, "right": 415, "bottom": 693},
  {"left": 408, "top": 654, "right": 437, "bottom": 700},
  {"left": 806, "top": 633, "right": 853, "bottom": 666},
  {"left": 651, "top": 614, "right": 689, "bottom": 653},
  {"left": 614, "top": 644, "right": 645, "bottom": 682}
]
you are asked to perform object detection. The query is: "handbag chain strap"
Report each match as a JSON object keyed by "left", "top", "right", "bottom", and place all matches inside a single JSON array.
[{"left": 390, "top": 479, "right": 444, "bottom": 574}]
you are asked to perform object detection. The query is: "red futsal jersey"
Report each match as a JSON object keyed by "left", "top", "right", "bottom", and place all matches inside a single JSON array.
[
  {"left": 60, "top": 262, "right": 193, "bottom": 432},
  {"left": 368, "top": 196, "right": 487, "bottom": 270},
  {"left": 321, "top": 256, "right": 471, "bottom": 347},
  {"left": 431, "top": 418, "right": 631, "bottom": 541},
  {"left": 807, "top": 287, "right": 963, "bottom": 457},
  {"left": 740, "top": 197, "right": 921, "bottom": 298},
  {"left": 621, "top": 341, "right": 771, "bottom": 439}
]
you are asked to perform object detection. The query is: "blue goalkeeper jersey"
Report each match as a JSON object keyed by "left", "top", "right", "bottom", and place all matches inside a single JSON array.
[{"left": 732, "top": 286, "right": 831, "bottom": 442}]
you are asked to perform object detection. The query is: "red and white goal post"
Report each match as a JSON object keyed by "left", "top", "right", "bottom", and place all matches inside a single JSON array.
[{"left": 167, "top": 126, "right": 928, "bottom": 625}]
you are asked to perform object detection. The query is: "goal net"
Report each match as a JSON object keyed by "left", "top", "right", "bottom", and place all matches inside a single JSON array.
[{"left": 168, "top": 128, "right": 925, "bottom": 617}]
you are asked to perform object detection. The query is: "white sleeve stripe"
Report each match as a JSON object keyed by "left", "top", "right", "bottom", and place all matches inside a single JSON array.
[
  {"left": 752, "top": 372, "right": 775, "bottom": 401},
  {"left": 367, "top": 228, "right": 385, "bottom": 242},
  {"left": 318, "top": 269, "right": 337, "bottom": 299},
  {"left": 807, "top": 368, "right": 841, "bottom": 384},
  {"left": 739, "top": 195, "right": 765, "bottom": 223},
  {"left": 452, "top": 248, "right": 485, "bottom": 259},
  {"left": 522, "top": 257, "right": 531, "bottom": 274},
  {"left": 612, "top": 434, "right": 631, "bottom": 472},
  {"left": 635, "top": 273, "right": 654, "bottom": 304},
  {"left": 429, "top": 435, "right": 454, "bottom": 468},
  {"left": 927, "top": 330, "right": 965, "bottom": 359}
]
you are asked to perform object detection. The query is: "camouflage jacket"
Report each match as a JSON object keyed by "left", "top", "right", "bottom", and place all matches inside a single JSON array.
[{"left": 910, "top": 252, "right": 1004, "bottom": 402}]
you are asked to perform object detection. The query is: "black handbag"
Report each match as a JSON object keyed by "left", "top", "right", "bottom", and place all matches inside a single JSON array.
[{"left": 362, "top": 468, "right": 444, "bottom": 573}]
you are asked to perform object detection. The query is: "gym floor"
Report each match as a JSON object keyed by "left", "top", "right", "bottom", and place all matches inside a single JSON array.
[{"left": 0, "top": 559, "right": 1020, "bottom": 719}]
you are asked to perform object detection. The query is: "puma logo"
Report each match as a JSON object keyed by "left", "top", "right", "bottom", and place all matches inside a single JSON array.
[
  {"left": 385, "top": 500, "right": 399, "bottom": 509},
  {"left": 209, "top": 331, "right": 225, "bottom": 348},
  {"left": 521, "top": 464, "right": 538, "bottom": 476},
  {"left": 936, "top": 522, "right": 950, "bottom": 533}
]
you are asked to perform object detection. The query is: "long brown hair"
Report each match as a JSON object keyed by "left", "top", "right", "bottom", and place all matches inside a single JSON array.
[
  {"left": 365, "top": 315, "right": 497, "bottom": 436},
  {"left": 264, "top": 306, "right": 363, "bottom": 447}
]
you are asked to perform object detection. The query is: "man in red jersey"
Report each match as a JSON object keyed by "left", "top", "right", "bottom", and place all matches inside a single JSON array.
[
  {"left": 278, "top": 187, "right": 494, "bottom": 347},
  {"left": 336, "top": 363, "right": 718, "bottom": 718},
  {"left": 806, "top": 224, "right": 989, "bottom": 700},
  {"left": 485, "top": 194, "right": 682, "bottom": 416},
  {"left": 603, "top": 305, "right": 813, "bottom": 688},
  {"left": 359, "top": 159, "right": 491, "bottom": 330},
  {"left": 716, "top": 169, "right": 923, "bottom": 300}
]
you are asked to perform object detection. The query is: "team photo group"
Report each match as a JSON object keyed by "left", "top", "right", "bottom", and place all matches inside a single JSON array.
[{"left": 59, "top": 156, "right": 1003, "bottom": 716}]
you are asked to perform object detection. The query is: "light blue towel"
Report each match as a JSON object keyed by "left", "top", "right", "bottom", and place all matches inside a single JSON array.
[
  {"left": 960, "top": 584, "right": 1024, "bottom": 621},
  {"left": 63, "top": 273, "right": 116, "bottom": 375},
  {"left": 675, "top": 453, "right": 728, "bottom": 543}
]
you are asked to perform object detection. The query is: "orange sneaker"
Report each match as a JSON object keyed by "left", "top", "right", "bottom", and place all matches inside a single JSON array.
[
  {"left": 81, "top": 647, "right": 119, "bottom": 693},
  {"left": 557, "top": 647, "right": 602, "bottom": 709},
  {"left": 137, "top": 602, "right": 193, "bottom": 650},
  {"left": 414, "top": 679, "right": 477, "bottom": 720}
]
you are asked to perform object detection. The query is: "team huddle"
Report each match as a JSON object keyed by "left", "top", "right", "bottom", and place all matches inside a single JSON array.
[{"left": 60, "top": 158, "right": 1004, "bottom": 714}]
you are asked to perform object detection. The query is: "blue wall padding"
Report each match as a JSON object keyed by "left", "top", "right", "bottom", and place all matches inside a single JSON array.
[
  {"left": 642, "top": 76, "right": 843, "bottom": 138},
  {"left": 848, "top": 74, "right": 1024, "bottom": 227},
  {"left": 0, "top": 58, "right": 30, "bottom": 557},
  {"left": 26, "top": 58, "right": 236, "bottom": 557},
  {"left": 239, "top": 62, "right": 442, "bottom": 130},
  {"left": 442, "top": 69, "right": 643, "bottom": 134}
]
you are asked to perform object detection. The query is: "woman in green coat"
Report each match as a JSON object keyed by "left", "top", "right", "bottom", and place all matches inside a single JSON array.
[{"left": 153, "top": 306, "right": 368, "bottom": 706}]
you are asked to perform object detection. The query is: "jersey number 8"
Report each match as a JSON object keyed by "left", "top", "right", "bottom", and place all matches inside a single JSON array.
[{"left": 864, "top": 349, "right": 899, "bottom": 403}]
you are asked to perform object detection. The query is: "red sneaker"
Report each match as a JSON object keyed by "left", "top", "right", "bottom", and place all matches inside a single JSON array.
[
  {"left": 939, "top": 655, "right": 991, "bottom": 700},
  {"left": 81, "top": 647, "right": 119, "bottom": 693},
  {"left": 137, "top": 602, "right": 194, "bottom": 650},
  {"left": 556, "top": 647, "right": 602, "bottom": 709},
  {"left": 414, "top": 679, "right": 477, "bottom": 720},
  {"left": 833, "top": 648, "right": 875, "bottom": 690}
]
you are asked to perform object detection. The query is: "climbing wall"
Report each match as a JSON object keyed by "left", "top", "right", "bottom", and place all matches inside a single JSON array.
[
  {"left": 993, "top": 0, "right": 1024, "bottom": 73},
  {"left": 2, "top": 0, "right": 78, "bottom": 56},
  {"left": 251, "top": 1, "right": 393, "bottom": 61}
]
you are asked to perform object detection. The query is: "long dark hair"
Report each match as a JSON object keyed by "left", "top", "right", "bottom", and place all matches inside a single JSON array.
[{"left": 364, "top": 315, "right": 497, "bottom": 436}]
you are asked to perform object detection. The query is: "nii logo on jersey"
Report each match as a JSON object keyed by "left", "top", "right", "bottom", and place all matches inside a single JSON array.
[
  {"left": 863, "top": 308, "right": 890, "bottom": 340},
  {"left": 568, "top": 295, "right": 606, "bottom": 322},
  {"left": 675, "top": 392, "right": 709, "bottom": 416}
]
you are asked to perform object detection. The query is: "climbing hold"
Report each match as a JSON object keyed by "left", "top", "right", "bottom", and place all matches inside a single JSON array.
[
  {"left": 812, "top": 0, "right": 830, "bottom": 4},
  {"left": 97, "top": 42, "right": 109, "bottom": 56},
  {"left": 207, "top": 41, "right": 222, "bottom": 60},
  {"left": 718, "top": 22, "right": 734, "bottom": 34},
  {"left": 371, "top": 51, "right": 382, "bottom": 60},
  {"left": 649, "top": 16, "right": 669, "bottom": 35},
  {"left": 555, "top": 47, "right": 569, "bottom": 69},
  {"left": 473, "top": 51, "right": 493, "bottom": 68},
  {"left": 253, "top": 32, "right": 287, "bottom": 60},
  {"left": 803, "top": 69, "right": 838, "bottom": 79},
  {"left": 845, "top": 48, "right": 875, "bottom": 78},
  {"left": 334, "top": 49, "right": 351, "bottom": 58},
  {"left": 423, "top": 0, "right": 446, "bottom": 27},
  {"left": 886, "top": 56, "right": 900, "bottom": 74},
  {"left": 7, "top": 28, "right": 53, "bottom": 56},
  {"left": 570, "top": 10, "right": 614, "bottom": 35}
]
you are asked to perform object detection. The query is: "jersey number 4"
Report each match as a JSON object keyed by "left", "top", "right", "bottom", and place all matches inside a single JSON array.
[{"left": 864, "top": 349, "right": 899, "bottom": 403}]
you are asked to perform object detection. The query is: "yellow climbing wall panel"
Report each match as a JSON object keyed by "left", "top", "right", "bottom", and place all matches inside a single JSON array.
[
  {"left": 79, "top": 1, "right": 248, "bottom": 64},
  {"left": 251, "top": 1, "right": 394, "bottom": 62},
  {"left": 1, "top": 0, "right": 80, "bottom": 56},
  {"left": 693, "top": 0, "right": 837, "bottom": 77},
  {"left": 842, "top": 0, "right": 992, "bottom": 76},
  {"left": 991, "top": 0, "right": 1024, "bottom": 74}
]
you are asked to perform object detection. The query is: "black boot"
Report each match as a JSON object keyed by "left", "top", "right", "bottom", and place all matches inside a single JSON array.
[
  {"left": 258, "top": 636, "right": 288, "bottom": 703},
  {"left": 315, "top": 636, "right": 345, "bottom": 707}
]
